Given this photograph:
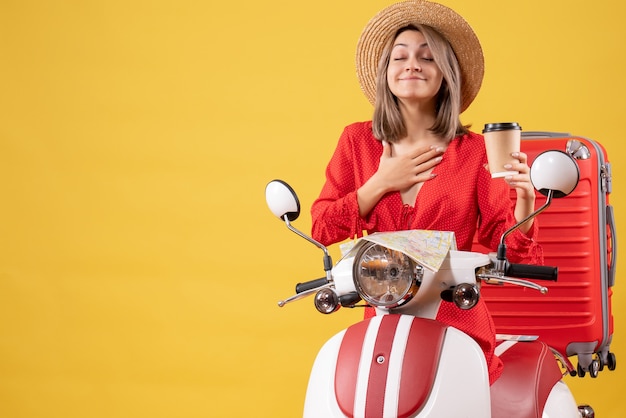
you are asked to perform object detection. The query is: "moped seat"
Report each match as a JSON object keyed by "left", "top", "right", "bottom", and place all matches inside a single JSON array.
[{"left": 490, "top": 340, "right": 563, "bottom": 418}]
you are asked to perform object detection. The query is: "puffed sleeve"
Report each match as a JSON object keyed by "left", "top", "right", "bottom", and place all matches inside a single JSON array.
[{"left": 311, "top": 125, "right": 370, "bottom": 246}]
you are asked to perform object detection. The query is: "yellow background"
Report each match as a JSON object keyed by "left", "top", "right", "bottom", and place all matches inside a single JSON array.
[{"left": 0, "top": 0, "right": 624, "bottom": 417}]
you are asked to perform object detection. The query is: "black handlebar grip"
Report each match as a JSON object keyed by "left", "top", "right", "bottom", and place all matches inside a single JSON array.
[
  {"left": 506, "top": 263, "right": 558, "bottom": 281},
  {"left": 295, "top": 278, "right": 329, "bottom": 294}
]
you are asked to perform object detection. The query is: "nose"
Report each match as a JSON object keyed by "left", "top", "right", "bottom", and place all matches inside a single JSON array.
[{"left": 406, "top": 56, "right": 421, "bottom": 72}]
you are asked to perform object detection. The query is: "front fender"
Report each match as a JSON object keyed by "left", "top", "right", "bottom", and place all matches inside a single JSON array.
[{"left": 304, "top": 314, "right": 491, "bottom": 417}]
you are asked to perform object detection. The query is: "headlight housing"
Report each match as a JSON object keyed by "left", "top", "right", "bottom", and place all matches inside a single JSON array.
[{"left": 353, "top": 241, "right": 423, "bottom": 308}]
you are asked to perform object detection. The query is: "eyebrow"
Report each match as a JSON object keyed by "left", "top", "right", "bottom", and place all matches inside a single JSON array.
[{"left": 392, "top": 42, "right": 429, "bottom": 49}]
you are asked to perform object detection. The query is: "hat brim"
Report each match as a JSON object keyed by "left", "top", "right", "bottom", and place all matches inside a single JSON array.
[{"left": 356, "top": 0, "right": 484, "bottom": 112}]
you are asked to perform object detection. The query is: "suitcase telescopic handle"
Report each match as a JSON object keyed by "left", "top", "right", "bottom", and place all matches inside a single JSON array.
[
  {"left": 521, "top": 131, "right": 571, "bottom": 138},
  {"left": 607, "top": 205, "right": 617, "bottom": 287},
  {"left": 506, "top": 263, "right": 558, "bottom": 281}
]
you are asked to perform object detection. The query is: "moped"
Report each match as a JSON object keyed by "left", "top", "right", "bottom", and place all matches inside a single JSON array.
[{"left": 266, "top": 150, "right": 595, "bottom": 418}]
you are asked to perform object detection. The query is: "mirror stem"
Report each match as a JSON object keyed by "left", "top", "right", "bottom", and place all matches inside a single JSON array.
[
  {"left": 284, "top": 216, "right": 334, "bottom": 280},
  {"left": 496, "top": 189, "right": 554, "bottom": 270}
]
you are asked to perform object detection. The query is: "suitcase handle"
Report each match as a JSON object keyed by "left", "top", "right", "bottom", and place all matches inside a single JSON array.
[
  {"left": 521, "top": 131, "right": 571, "bottom": 138},
  {"left": 607, "top": 205, "right": 617, "bottom": 287}
]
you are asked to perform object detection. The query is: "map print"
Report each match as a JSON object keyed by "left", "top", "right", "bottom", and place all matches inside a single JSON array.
[{"left": 360, "top": 230, "right": 457, "bottom": 272}]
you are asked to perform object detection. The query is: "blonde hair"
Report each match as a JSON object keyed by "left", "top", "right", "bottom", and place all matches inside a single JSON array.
[{"left": 372, "top": 24, "right": 469, "bottom": 143}]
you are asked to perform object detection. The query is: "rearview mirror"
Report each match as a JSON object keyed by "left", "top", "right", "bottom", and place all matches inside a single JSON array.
[
  {"left": 530, "top": 150, "right": 580, "bottom": 198},
  {"left": 265, "top": 180, "right": 300, "bottom": 222}
]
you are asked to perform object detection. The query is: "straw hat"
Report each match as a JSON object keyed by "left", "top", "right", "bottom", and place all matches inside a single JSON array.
[{"left": 356, "top": 0, "right": 484, "bottom": 112}]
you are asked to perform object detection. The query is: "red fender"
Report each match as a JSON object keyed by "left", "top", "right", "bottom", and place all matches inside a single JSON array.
[{"left": 334, "top": 315, "right": 447, "bottom": 418}]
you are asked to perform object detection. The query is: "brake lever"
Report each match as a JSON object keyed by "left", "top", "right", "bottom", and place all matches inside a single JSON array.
[
  {"left": 477, "top": 273, "right": 548, "bottom": 294},
  {"left": 277, "top": 283, "right": 334, "bottom": 307}
]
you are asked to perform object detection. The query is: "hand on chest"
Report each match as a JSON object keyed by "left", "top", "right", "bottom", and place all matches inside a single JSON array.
[{"left": 389, "top": 141, "right": 447, "bottom": 206}]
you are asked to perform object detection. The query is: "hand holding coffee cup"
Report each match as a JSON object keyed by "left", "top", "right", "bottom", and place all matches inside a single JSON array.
[{"left": 483, "top": 122, "right": 522, "bottom": 178}]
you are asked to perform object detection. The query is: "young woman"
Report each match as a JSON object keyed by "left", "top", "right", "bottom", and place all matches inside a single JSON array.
[{"left": 310, "top": 0, "right": 543, "bottom": 385}]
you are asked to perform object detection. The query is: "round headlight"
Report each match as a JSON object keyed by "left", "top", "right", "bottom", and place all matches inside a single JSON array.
[{"left": 353, "top": 242, "right": 422, "bottom": 308}]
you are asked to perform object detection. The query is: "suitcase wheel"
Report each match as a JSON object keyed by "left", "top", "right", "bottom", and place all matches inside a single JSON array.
[
  {"left": 576, "top": 352, "right": 616, "bottom": 377},
  {"left": 577, "top": 360, "right": 600, "bottom": 378},
  {"left": 607, "top": 351, "right": 617, "bottom": 371},
  {"left": 597, "top": 350, "right": 617, "bottom": 372}
]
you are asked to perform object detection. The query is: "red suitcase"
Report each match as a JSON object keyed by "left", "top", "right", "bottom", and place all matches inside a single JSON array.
[{"left": 475, "top": 132, "right": 617, "bottom": 377}]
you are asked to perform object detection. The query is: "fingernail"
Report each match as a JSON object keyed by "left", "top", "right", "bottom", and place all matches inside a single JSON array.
[
  {"left": 435, "top": 156, "right": 443, "bottom": 162},
  {"left": 503, "top": 164, "right": 512, "bottom": 169},
  {"left": 436, "top": 147, "right": 444, "bottom": 153},
  {"left": 511, "top": 152, "right": 520, "bottom": 157}
]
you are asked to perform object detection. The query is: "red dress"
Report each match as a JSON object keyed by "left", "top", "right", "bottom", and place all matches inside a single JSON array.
[{"left": 311, "top": 121, "right": 544, "bottom": 384}]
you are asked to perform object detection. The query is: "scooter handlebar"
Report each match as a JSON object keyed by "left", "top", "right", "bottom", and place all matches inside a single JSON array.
[
  {"left": 506, "top": 263, "right": 558, "bottom": 281},
  {"left": 295, "top": 278, "right": 329, "bottom": 294}
]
